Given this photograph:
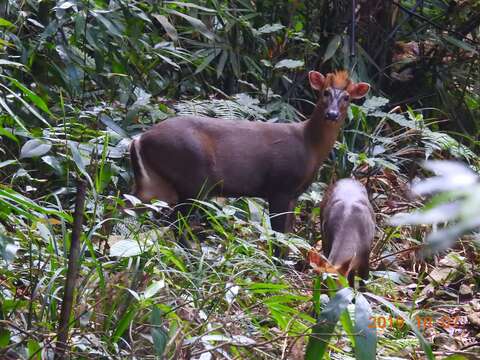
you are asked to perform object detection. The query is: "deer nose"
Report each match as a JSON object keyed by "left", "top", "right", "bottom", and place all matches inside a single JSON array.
[{"left": 326, "top": 110, "right": 339, "bottom": 121}]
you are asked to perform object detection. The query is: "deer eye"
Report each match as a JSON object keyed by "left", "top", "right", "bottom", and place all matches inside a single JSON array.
[{"left": 342, "top": 94, "right": 350, "bottom": 101}]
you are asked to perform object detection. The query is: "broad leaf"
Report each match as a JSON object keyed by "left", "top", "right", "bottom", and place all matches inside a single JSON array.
[
  {"left": 166, "top": 9, "right": 214, "bottom": 40},
  {"left": 20, "top": 139, "right": 52, "bottom": 159},
  {"left": 274, "top": 59, "right": 304, "bottom": 69},
  {"left": 100, "top": 114, "right": 128, "bottom": 138},
  {"left": 354, "top": 294, "right": 376, "bottom": 360},
  {"left": 305, "top": 288, "right": 354, "bottom": 359},
  {"left": 153, "top": 14, "right": 178, "bottom": 41},
  {"left": 323, "top": 35, "right": 342, "bottom": 62},
  {"left": 0, "top": 59, "right": 24, "bottom": 68},
  {"left": 109, "top": 240, "right": 143, "bottom": 257},
  {"left": 151, "top": 306, "right": 169, "bottom": 357},
  {"left": 112, "top": 308, "right": 137, "bottom": 344},
  {"left": 7, "top": 77, "right": 52, "bottom": 115},
  {"left": 143, "top": 280, "right": 165, "bottom": 299},
  {"left": 0, "top": 17, "right": 15, "bottom": 28},
  {"left": 257, "top": 23, "right": 285, "bottom": 34}
]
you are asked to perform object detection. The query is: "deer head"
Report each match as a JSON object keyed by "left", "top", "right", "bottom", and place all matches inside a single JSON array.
[{"left": 309, "top": 70, "right": 370, "bottom": 122}]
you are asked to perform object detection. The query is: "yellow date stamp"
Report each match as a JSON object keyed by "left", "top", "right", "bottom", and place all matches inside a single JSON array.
[{"left": 368, "top": 315, "right": 459, "bottom": 330}]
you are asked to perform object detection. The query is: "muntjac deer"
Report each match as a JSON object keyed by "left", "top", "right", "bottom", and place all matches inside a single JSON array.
[
  {"left": 129, "top": 71, "right": 370, "bottom": 255},
  {"left": 318, "top": 179, "right": 375, "bottom": 287}
]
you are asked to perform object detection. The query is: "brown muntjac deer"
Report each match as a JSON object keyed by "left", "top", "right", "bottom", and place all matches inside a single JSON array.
[
  {"left": 319, "top": 179, "right": 375, "bottom": 287},
  {"left": 129, "top": 70, "right": 370, "bottom": 255}
]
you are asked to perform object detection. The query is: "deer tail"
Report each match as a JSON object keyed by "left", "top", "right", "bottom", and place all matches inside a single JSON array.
[{"left": 129, "top": 137, "right": 144, "bottom": 193}]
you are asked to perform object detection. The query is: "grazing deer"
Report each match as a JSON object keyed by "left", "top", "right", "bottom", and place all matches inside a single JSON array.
[
  {"left": 319, "top": 179, "right": 375, "bottom": 287},
  {"left": 129, "top": 70, "right": 370, "bottom": 255}
]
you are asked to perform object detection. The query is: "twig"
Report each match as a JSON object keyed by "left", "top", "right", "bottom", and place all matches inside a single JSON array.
[
  {"left": 55, "top": 180, "right": 87, "bottom": 359},
  {"left": 390, "top": 0, "right": 480, "bottom": 47},
  {"left": 371, "top": 245, "right": 422, "bottom": 264}
]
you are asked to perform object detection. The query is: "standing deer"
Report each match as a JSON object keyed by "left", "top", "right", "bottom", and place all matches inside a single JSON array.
[
  {"left": 129, "top": 70, "right": 370, "bottom": 255},
  {"left": 319, "top": 179, "right": 375, "bottom": 287}
]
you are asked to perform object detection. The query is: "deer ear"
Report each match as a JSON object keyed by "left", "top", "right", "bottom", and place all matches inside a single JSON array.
[
  {"left": 309, "top": 71, "right": 326, "bottom": 91},
  {"left": 347, "top": 82, "right": 370, "bottom": 99}
]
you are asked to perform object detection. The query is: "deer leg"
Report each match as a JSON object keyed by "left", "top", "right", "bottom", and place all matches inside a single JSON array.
[
  {"left": 134, "top": 173, "right": 179, "bottom": 206},
  {"left": 269, "top": 196, "right": 296, "bottom": 233},
  {"left": 357, "top": 265, "right": 369, "bottom": 292},
  {"left": 167, "top": 201, "right": 201, "bottom": 250},
  {"left": 268, "top": 195, "right": 296, "bottom": 257}
]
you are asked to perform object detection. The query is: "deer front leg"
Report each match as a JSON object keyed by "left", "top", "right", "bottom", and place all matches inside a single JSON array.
[{"left": 268, "top": 195, "right": 296, "bottom": 257}]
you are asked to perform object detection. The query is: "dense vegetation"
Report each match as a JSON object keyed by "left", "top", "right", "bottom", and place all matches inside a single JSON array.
[{"left": 0, "top": 0, "right": 479, "bottom": 359}]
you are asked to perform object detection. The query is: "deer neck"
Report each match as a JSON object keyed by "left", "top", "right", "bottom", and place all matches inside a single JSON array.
[{"left": 304, "top": 103, "right": 345, "bottom": 166}]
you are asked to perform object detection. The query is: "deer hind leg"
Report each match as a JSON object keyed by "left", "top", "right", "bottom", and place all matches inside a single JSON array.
[
  {"left": 268, "top": 195, "right": 296, "bottom": 258},
  {"left": 133, "top": 167, "right": 197, "bottom": 249},
  {"left": 130, "top": 137, "right": 179, "bottom": 205},
  {"left": 134, "top": 172, "right": 179, "bottom": 205}
]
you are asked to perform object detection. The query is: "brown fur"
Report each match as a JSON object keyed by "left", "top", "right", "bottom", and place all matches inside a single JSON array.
[
  {"left": 129, "top": 71, "right": 370, "bottom": 256},
  {"left": 320, "top": 179, "right": 375, "bottom": 287}
]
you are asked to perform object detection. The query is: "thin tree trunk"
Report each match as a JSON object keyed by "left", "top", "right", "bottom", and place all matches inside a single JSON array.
[{"left": 55, "top": 180, "right": 87, "bottom": 359}]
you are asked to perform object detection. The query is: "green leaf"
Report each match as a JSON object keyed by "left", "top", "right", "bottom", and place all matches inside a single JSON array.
[
  {"left": 42, "top": 155, "right": 64, "bottom": 175},
  {"left": 247, "top": 283, "right": 289, "bottom": 294},
  {"left": 7, "top": 77, "right": 52, "bottom": 115},
  {"left": 20, "top": 139, "right": 52, "bottom": 159},
  {"left": 95, "top": 162, "right": 112, "bottom": 193},
  {"left": 100, "top": 115, "right": 128, "bottom": 138},
  {"left": 153, "top": 14, "right": 178, "bottom": 41},
  {"left": 339, "top": 309, "right": 356, "bottom": 348},
  {"left": 323, "top": 35, "right": 342, "bottom": 63},
  {"left": 0, "top": 188, "right": 72, "bottom": 222},
  {"left": 274, "top": 59, "right": 304, "bottom": 69},
  {"left": 0, "top": 59, "right": 25, "bottom": 68},
  {"left": 354, "top": 294, "right": 376, "bottom": 360},
  {"left": 0, "top": 328, "right": 10, "bottom": 347},
  {"left": 159, "top": 247, "right": 187, "bottom": 272},
  {"left": 0, "top": 126, "right": 19, "bottom": 143},
  {"left": 195, "top": 50, "right": 219, "bottom": 74},
  {"left": 361, "top": 97, "right": 389, "bottom": 112},
  {"left": 0, "top": 160, "right": 17, "bottom": 169},
  {"left": 166, "top": 1, "right": 216, "bottom": 13},
  {"left": 166, "top": 9, "right": 214, "bottom": 40},
  {"left": 92, "top": 12, "right": 123, "bottom": 38},
  {"left": 143, "top": 281, "right": 165, "bottom": 299},
  {"left": 0, "top": 81, "right": 51, "bottom": 127},
  {"left": 151, "top": 306, "right": 169, "bottom": 357},
  {"left": 109, "top": 240, "right": 143, "bottom": 257},
  {"left": 257, "top": 23, "right": 285, "bottom": 34},
  {"left": 68, "top": 141, "right": 86, "bottom": 174},
  {"left": 0, "top": 18, "right": 16, "bottom": 29},
  {"left": 0, "top": 97, "right": 28, "bottom": 132},
  {"left": 443, "top": 35, "right": 478, "bottom": 54},
  {"left": 27, "top": 339, "right": 41, "bottom": 360},
  {"left": 0, "top": 233, "right": 16, "bottom": 262},
  {"left": 305, "top": 288, "right": 354, "bottom": 360},
  {"left": 312, "top": 277, "right": 322, "bottom": 316},
  {"left": 112, "top": 308, "right": 137, "bottom": 344}
]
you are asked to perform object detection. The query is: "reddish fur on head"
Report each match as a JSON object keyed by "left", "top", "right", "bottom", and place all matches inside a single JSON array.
[{"left": 328, "top": 70, "right": 350, "bottom": 89}]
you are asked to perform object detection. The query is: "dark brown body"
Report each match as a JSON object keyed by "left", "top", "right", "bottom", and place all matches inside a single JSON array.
[
  {"left": 320, "top": 179, "right": 375, "bottom": 286},
  {"left": 129, "top": 71, "right": 370, "bottom": 254},
  {"left": 130, "top": 114, "right": 342, "bottom": 234}
]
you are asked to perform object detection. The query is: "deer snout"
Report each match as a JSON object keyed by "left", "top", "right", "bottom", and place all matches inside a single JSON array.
[{"left": 325, "top": 109, "right": 339, "bottom": 121}]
